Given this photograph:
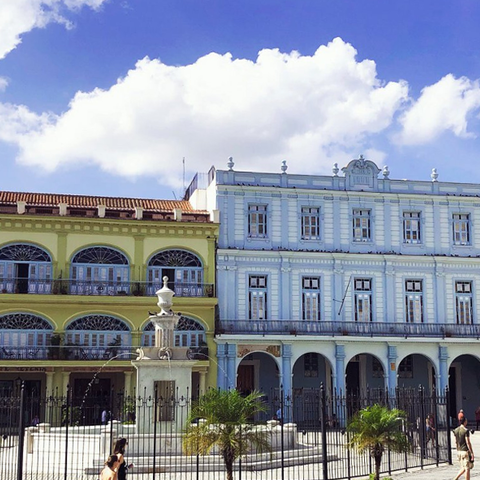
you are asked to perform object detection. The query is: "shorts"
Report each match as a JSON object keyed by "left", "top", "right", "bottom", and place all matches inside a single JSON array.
[{"left": 457, "top": 451, "right": 473, "bottom": 470}]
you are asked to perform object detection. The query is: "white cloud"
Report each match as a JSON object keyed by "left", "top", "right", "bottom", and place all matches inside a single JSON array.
[
  {"left": 1, "top": 38, "right": 409, "bottom": 187},
  {"left": 398, "top": 74, "right": 480, "bottom": 145},
  {"left": 0, "top": 0, "right": 107, "bottom": 59},
  {"left": 0, "top": 77, "right": 8, "bottom": 92}
]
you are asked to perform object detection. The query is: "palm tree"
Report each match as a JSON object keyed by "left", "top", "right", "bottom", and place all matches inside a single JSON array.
[
  {"left": 183, "top": 389, "right": 271, "bottom": 480},
  {"left": 347, "top": 404, "right": 410, "bottom": 480}
]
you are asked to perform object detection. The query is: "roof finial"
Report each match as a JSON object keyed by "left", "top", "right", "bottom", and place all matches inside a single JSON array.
[
  {"left": 431, "top": 168, "right": 438, "bottom": 182},
  {"left": 382, "top": 165, "right": 390, "bottom": 179},
  {"left": 281, "top": 160, "right": 288, "bottom": 174},
  {"left": 332, "top": 163, "right": 339, "bottom": 177},
  {"left": 227, "top": 156, "right": 234, "bottom": 171}
]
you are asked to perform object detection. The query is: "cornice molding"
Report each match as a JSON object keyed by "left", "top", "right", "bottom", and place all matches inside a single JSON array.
[{"left": 0, "top": 215, "right": 218, "bottom": 238}]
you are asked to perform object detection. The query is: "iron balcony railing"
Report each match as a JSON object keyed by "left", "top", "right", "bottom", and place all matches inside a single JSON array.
[
  {"left": 0, "top": 345, "right": 136, "bottom": 361},
  {"left": 0, "top": 278, "right": 215, "bottom": 297},
  {"left": 0, "top": 345, "right": 209, "bottom": 361},
  {"left": 216, "top": 319, "right": 480, "bottom": 339}
]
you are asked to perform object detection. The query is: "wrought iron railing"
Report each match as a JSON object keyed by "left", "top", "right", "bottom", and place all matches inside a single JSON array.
[
  {"left": 0, "top": 345, "right": 209, "bottom": 362},
  {"left": 0, "top": 278, "right": 215, "bottom": 297},
  {"left": 216, "top": 319, "right": 480, "bottom": 339},
  {"left": 1, "top": 387, "right": 450, "bottom": 480},
  {"left": 0, "top": 346, "right": 136, "bottom": 361}
]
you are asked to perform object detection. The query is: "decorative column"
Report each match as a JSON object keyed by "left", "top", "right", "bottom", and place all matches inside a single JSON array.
[
  {"left": 281, "top": 343, "right": 293, "bottom": 423},
  {"left": 216, "top": 343, "right": 227, "bottom": 390},
  {"left": 45, "top": 371, "right": 54, "bottom": 396},
  {"left": 387, "top": 345, "right": 398, "bottom": 392},
  {"left": 124, "top": 371, "right": 133, "bottom": 397},
  {"left": 335, "top": 344, "right": 346, "bottom": 393},
  {"left": 62, "top": 372, "right": 70, "bottom": 397},
  {"left": 226, "top": 343, "right": 237, "bottom": 390},
  {"left": 199, "top": 370, "right": 207, "bottom": 396},
  {"left": 44, "top": 371, "right": 54, "bottom": 424},
  {"left": 438, "top": 346, "right": 449, "bottom": 393}
]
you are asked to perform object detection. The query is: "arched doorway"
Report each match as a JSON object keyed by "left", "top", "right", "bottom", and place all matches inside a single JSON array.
[
  {"left": 292, "top": 352, "right": 333, "bottom": 428},
  {"left": 448, "top": 354, "right": 480, "bottom": 425},
  {"left": 397, "top": 354, "right": 436, "bottom": 392},
  {"left": 345, "top": 353, "right": 386, "bottom": 395},
  {"left": 237, "top": 351, "right": 280, "bottom": 420}
]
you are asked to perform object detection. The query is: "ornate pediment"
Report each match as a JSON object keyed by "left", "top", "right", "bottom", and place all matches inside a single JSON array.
[{"left": 341, "top": 155, "right": 381, "bottom": 190}]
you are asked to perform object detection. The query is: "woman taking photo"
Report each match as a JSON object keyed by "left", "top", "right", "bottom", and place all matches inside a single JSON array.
[
  {"left": 113, "top": 438, "right": 130, "bottom": 480},
  {"left": 100, "top": 455, "right": 120, "bottom": 480}
]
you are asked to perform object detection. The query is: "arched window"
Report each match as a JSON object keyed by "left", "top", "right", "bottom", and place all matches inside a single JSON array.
[
  {"left": 0, "top": 313, "right": 53, "bottom": 359},
  {"left": 0, "top": 243, "right": 52, "bottom": 294},
  {"left": 70, "top": 247, "right": 129, "bottom": 296},
  {"left": 65, "top": 314, "right": 131, "bottom": 360},
  {"left": 147, "top": 249, "right": 203, "bottom": 296},
  {"left": 143, "top": 316, "right": 206, "bottom": 348}
]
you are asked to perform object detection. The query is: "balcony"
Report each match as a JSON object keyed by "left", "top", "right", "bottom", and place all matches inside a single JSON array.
[
  {"left": 0, "top": 344, "right": 209, "bottom": 361},
  {"left": 0, "top": 346, "right": 136, "bottom": 361},
  {"left": 216, "top": 320, "right": 480, "bottom": 339},
  {"left": 0, "top": 278, "right": 215, "bottom": 297}
]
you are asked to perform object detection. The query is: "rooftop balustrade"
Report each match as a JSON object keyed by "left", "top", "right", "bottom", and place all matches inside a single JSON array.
[{"left": 216, "top": 319, "right": 480, "bottom": 339}]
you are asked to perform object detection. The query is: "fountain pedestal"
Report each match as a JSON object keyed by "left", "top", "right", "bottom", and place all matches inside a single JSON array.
[{"left": 132, "top": 277, "right": 196, "bottom": 432}]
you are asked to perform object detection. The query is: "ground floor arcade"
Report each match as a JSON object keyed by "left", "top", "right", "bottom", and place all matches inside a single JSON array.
[{"left": 216, "top": 338, "right": 480, "bottom": 424}]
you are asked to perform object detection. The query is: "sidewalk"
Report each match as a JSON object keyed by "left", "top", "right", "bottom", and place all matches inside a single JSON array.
[{"left": 390, "top": 429, "right": 480, "bottom": 480}]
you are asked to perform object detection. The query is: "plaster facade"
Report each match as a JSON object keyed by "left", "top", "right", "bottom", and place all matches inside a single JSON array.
[{"left": 188, "top": 157, "right": 480, "bottom": 422}]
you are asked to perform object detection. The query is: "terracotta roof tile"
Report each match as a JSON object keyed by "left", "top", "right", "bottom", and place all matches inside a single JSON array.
[{"left": 0, "top": 191, "right": 208, "bottom": 214}]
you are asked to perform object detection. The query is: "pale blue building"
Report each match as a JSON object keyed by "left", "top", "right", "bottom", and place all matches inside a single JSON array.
[{"left": 187, "top": 157, "right": 480, "bottom": 421}]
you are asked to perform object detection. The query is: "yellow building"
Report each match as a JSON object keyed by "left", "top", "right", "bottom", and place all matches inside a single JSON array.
[{"left": 0, "top": 191, "right": 218, "bottom": 421}]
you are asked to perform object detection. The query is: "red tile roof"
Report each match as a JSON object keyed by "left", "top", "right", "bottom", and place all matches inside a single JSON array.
[{"left": 0, "top": 191, "right": 205, "bottom": 213}]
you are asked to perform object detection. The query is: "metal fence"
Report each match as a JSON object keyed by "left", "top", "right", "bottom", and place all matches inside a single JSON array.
[{"left": 0, "top": 385, "right": 451, "bottom": 480}]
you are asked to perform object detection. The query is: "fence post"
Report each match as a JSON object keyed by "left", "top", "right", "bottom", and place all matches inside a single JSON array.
[
  {"left": 320, "top": 383, "right": 328, "bottom": 480},
  {"left": 432, "top": 387, "right": 440, "bottom": 466},
  {"left": 16, "top": 382, "right": 26, "bottom": 480},
  {"left": 152, "top": 386, "right": 158, "bottom": 480},
  {"left": 419, "top": 386, "right": 425, "bottom": 468},
  {"left": 64, "top": 384, "right": 70, "bottom": 480},
  {"left": 280, "top": 385, "right": 285, "bottom": 480},
  {"left": 445, "top": 386, "right": 452, "bottom": 465}
]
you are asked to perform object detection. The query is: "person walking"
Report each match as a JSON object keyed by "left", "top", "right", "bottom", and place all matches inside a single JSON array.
[
  {"left": 113, "top": 438, "right": 130, "bottom": 480},
  {"left": 100, "top": 455, "right": 120, "bottom": 480},
  {"left": 454, "top": 416, "right": 474, "bottom": 480}
]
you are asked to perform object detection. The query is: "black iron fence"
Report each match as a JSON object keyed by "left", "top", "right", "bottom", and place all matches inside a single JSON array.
[{"left": 0, "top": 386, "right": 452, "bottom": 480}]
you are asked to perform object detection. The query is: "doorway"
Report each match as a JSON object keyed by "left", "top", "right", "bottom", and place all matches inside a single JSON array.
[
  {"left": 237, "top": 364, "right": 255, "bottom": 396},
  {"left": 15, "top": 263, "right": 29, "bottom": 293}
]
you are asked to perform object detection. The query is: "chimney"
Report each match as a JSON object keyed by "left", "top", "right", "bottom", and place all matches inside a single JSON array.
[
  {"left": 17, "top": 201, "right": 26, "bottom": 214},
  {"left": 134, "top": 206, "right": 144, "bottom": 220},
  {"left": 174, "top": 208, "right": 182, "bottom": 221},
  {"left": 58, "top": 203, "right": 68, "bottom": 216},
  {"left": 97, "top": 205, "right": 106, "bottom": 218},
  {"left": 211, "top": 209, "right": 220, "bottom": 223}
]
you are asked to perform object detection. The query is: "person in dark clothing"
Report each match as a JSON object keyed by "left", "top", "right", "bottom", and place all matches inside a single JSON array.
[
  {"left": 454, "top": 417, "right": 474, "bottom": 480},
  {"left": 113, "top": 438, "right": 130, "bottom": 480}
]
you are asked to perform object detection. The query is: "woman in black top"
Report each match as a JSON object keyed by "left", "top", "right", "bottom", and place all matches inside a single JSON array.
[{"left": 113, "top": 438, "right": 128, "bottom": 480}]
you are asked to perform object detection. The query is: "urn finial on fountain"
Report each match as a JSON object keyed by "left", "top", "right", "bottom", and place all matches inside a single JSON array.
[{"left": 156, "top": 276, "right": 174, "bottom": 314}]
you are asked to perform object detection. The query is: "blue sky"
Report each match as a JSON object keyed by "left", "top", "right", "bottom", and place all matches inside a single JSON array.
[{"left": 1, "top": 0, "right": 480, "bottom": 199}]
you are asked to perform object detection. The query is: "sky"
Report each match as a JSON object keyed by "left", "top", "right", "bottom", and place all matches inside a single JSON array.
[{"left": 1, "top": 0, "right": 480, "bottom": 200}]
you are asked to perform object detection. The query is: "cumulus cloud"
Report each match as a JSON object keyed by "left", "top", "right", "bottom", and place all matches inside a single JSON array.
[
  {"left": 1, "top": 38, "right": 409, "bottom": 187},
  {"left": 398, "top": 74, "right": 480, "bottom": 145},
  {"left": 0, "top": 77, "right": 8, "bottom": 92},
  {"left": 0, "top": 0, "right": 107, "bottom": 59}
]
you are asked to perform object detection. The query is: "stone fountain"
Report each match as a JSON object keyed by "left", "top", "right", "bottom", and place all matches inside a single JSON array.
[{"left": 132, "top": 276, "right": 196, "bottom": 432}]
